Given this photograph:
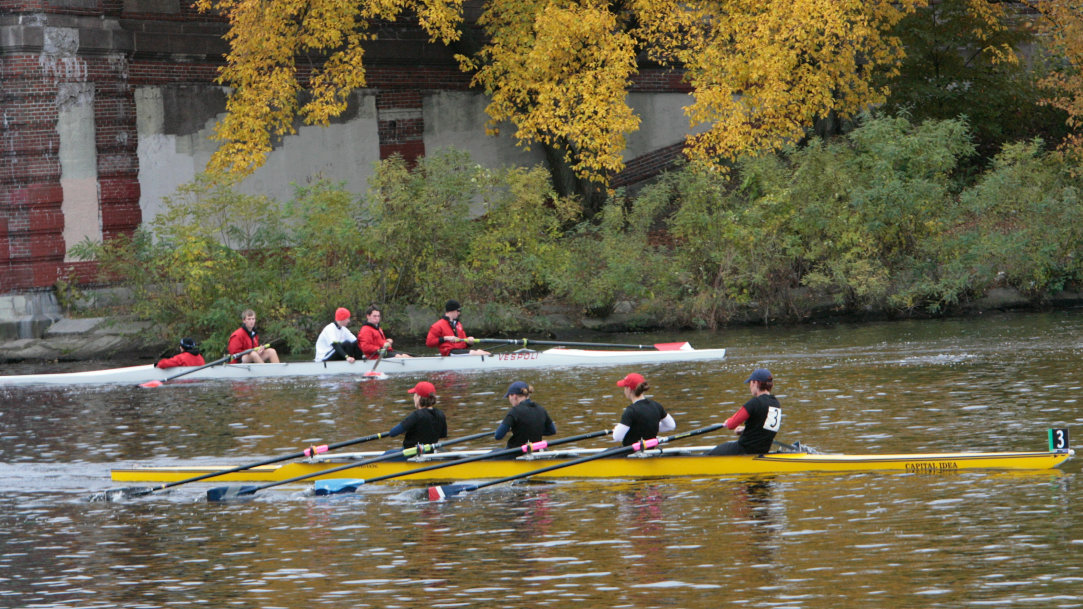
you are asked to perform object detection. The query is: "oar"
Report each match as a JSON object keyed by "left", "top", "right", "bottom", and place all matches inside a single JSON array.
[
  {"left": 206, "top": 430, "right": 492, "bottom": 501},
  {"left": 364, "top": 347, "right": 388, "bottom": 379},
  {"left": 474, "top": 338, "right": 692, "bottom": 351},
  {"left": 139, "top": 343, "right": 270, "bottom": 388},
  {"left": 426, "top": 423, "right": 725, "bottom": 501},
  {"left": 315, "top": 429, "right": 611, "bottom": 495},
  {"left": 91, "top": 429, "right": 394, "bottom": 501}
]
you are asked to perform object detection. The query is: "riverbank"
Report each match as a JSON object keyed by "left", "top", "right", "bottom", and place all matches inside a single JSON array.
[{"left": 3, "top": 286, "right": 1083, "bottom": 364}]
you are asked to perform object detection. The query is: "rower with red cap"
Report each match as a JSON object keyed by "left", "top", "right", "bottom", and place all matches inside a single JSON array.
[
  {"left": 706, "top": 368, "right": 782, "bottom": 455},
  {"left": 314, "top": 307, "right": 365, "bottom": 362},
  {"left": 612, "top": 373, "right": 675, "bottom": 446},
  {"left": 228, "top": 309, "right": 280, "bottom": 363},
  {"left": 388, "top": 381, "right": 448, "bottom": 449}
]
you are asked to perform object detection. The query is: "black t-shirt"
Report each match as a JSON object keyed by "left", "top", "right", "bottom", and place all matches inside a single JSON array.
[
  {"left": 738, "top": 394, "right": 782, "bottom": 453},
  {"left": 618, "top": 398, "right": 668, "bottom": 446},
  {"left": 398, "top": 408, "right": 447, "bottom": 448},
  {"left": 501, "top": 399, "right": 555, "bottom": 449}
]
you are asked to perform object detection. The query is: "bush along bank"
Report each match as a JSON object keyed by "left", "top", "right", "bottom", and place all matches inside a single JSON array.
[{"left": 70, "top": 114, "right": 1083, "bottom": 357}]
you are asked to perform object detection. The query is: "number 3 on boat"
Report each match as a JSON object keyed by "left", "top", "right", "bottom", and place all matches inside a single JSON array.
[{"left": 1049, "top": 428, "right": 1070, "bottom": 452}]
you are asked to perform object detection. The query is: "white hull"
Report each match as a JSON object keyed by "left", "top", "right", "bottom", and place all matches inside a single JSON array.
[{"left": 0, "top": 347, "right": 726, "bottom": 386}]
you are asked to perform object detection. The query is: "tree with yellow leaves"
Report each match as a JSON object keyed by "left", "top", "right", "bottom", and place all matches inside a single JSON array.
[
  {"left": 1029, "top": 0, "right": 1083, "bottom": 161},
  {"left": 202, "top": 0, "right": 1065, "bottom": 191},
  {"left": 195, "top": 0, "right": 464, "bottom": 176}
]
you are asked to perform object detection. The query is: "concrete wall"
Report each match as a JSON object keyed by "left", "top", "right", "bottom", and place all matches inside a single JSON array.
[
  {"left": 423, "top": 91, "right": 547, "bottom": 169},
  {"left": 136, "top": 87, "right": 381, "bottom": 222}
]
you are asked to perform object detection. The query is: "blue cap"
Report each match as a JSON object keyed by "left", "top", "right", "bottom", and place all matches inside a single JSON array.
[
  {"left": 180, "top": 337, "right": 197, "bottom": 351},
  {"left": 744, "top": 368, "right": 772, "bottom": 383},
  {"left": 504, "top": 381, "right": 530, "bottom": 398}
]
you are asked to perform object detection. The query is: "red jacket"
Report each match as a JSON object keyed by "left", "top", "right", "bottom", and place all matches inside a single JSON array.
[
  {"left": 426, "top": 316, "right": 469, "bottom": 356},
  {"left": 357, "top": 323, "right": 390, "bottom": 359},
  {"left": 228, "top": 326, "right": 259, "bottom": 361},
  {"left": 156, "top": 351, "right": 206, "bottom": 369}
]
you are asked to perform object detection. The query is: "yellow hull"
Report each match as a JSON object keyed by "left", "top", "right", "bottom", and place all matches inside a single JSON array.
[{"left": 110, "top": 450, "right": 1072, "bottom": 484}]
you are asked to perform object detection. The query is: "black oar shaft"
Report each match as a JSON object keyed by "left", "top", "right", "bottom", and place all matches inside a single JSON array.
[
  {"left": 155, "top": 342, "right": 267, "bottom": 385},
  {"left": 148, "top": 430, "right": 392, "bottom": 493},
  {"left": 444, "top": 423, "right": 725, "bottom": 496},
  {"left": 222, "top": 430, "right": 493, "bottom": 496},
  {"left": 349, "top": 429, "right": 611, "bottom": 487},
  {"left": 475, "top": 338, "right": 656, "bottom": 350}
]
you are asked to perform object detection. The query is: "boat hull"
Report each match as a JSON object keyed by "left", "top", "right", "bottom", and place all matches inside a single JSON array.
[
  {"left": 0, "top": 347, "right": 726, "bottom": 386},
  {"left": 110, "top": 448, "right": 1072, "bottom": 484}
]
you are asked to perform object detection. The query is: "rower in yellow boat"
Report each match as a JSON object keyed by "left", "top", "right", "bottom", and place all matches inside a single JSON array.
[
  {"left": 612, "top": 372, "right": 676, "bottom": 446},
  {"left": 492, "top": 381, "right": 556, "bottom": 457},
  {"left": 707, "top": 367, "right": 783, "bottom": 455}
]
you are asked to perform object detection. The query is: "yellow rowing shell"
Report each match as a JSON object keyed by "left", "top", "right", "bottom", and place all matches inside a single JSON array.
[{"left": 110, "top": 449, "right": 1073, "bottom": 484}]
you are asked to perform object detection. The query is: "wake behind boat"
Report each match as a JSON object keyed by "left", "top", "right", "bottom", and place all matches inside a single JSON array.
[{"left": 0, "top": 343, "right": 726, "bottom": 387}]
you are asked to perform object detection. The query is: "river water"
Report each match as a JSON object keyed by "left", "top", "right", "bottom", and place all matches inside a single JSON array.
[{"left": 1, "top": 310, "right": 1081, "bottom": 608}]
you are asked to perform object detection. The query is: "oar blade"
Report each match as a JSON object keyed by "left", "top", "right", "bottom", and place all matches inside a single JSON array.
[
  {"left": 425, "top": 483, "right": 476, "bottom": 501},
  {"left": 206, "top": 485, "right": 260, "bottom": 502},
  {"left": 139, "top": 380, "right": 163, "bottom": 388},
  {"left": 362, "top": 371, "right": 387, "bottom": 379},
  {"left": 87, "top": 486, "right": 154, "bottom": 502},
  {"left": 653, "top": 341, "right": 692, "bottom": 351},
  {"left": 313, "top": 479, "right": 367, "bottom": 496}
]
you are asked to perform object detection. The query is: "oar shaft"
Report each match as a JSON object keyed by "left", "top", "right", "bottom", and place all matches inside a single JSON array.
[
  {"left": 475, "top": 338, "right": 657, "bottom": 350},
  {"left": 245, "top": 430, "right": 494, "bottom": 492},
  {"left": 350, "top": 429, "right": 611, "bottom": 487},
  {"left": 152, "top": 430, "right": 392, "bottom": 491},
  {"left": 464, "top": 423, "right": 725, "bottom": 493},
  {"left": 160, "top": 343, "right": 267, "bottom": 383}
]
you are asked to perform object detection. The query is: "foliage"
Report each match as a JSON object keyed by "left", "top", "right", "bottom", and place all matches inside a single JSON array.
[
  {"left": 465, "top": 165, "right": 581, "bottom": 302},
  {"left": 906, "top": 139, "right": 1083, "bottom": 307},
  {"left": 198, "top": 0, "right": 963, "bottom": 188},
  {"left": 76, "top": 123, "right": 1083, "bottom": 342},
  {"left": 878, "top": 0, "right": 1066, "bottom": 160},
  {"left": 1030, "top": 0, "right": 1083, "bottom": 162},
  {"left": 359, "top": 150, "right": 481, "bottom": 307},
  {"left": 195, "top": 0, "right": 463, "bottom": 176}
]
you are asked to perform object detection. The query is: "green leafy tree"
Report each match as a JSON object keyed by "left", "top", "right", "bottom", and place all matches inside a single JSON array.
[{"left": 879, "top": 0, "right": 1065, "bottom": 159}]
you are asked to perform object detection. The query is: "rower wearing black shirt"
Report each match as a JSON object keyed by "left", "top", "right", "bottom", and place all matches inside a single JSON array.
[{"left": 612, "top": 373, "right": 675, "bottom": 446}]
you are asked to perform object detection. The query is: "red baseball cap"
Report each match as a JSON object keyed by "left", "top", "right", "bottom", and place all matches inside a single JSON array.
[
  {"left": 335, "top": 307, "right": 351, "bottom": 321},
  {"left": 616, "top": 373, "right": 645, "bottom": 388},
  {"left": 408, "top": 381, "right": 436, "bottom": 398}
]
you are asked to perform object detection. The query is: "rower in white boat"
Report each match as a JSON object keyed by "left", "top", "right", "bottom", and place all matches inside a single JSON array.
[
  {"left": 426, "top": 299, "right": 490, "bottom": 356},
  {"left": 314, "top": 307, "right": 365, "bottom": 362}
]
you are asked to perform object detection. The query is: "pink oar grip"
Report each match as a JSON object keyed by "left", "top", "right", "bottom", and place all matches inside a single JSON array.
[
  {"left": 521, "top": 440, "right": 549, "bottom": 452},
  {"left": 304, "top": 444, "right": 329, "bottom": 457},
  {"left": 636, "top": 438, "right": 660, "bottom": 451}
]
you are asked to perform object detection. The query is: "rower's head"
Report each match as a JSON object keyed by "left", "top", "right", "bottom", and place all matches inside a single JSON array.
[
  {"left": 504, "top": 380, "right": 532, "bottom": 404},
  {"left": 334, "top": 307, "right": 351, "bottom": 326},
  {"left": 180, "top": 337, "right": 199, "bottom": 354},
  {"left": 744, "top": 368, "right": 773, "bottom": 393},
  {"left": 241, "top": 309, "right": 256, "bottom": 329},
  {"left": 365, "top": 305, "right": 381, "bottom": 325},
  {"left": 616, "top": 373, "right": 648, "bottom": 399},
  {"left": 445, "top": 299, "right": 461, "bottom": 320},
  {"left": 409, "top": 381, "right": 437, "bottom": 408}
]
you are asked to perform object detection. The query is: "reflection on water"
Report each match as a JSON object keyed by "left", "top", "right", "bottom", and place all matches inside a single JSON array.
[{"left": 1, "top": 310, "right": 1083, "bottom": 608}]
